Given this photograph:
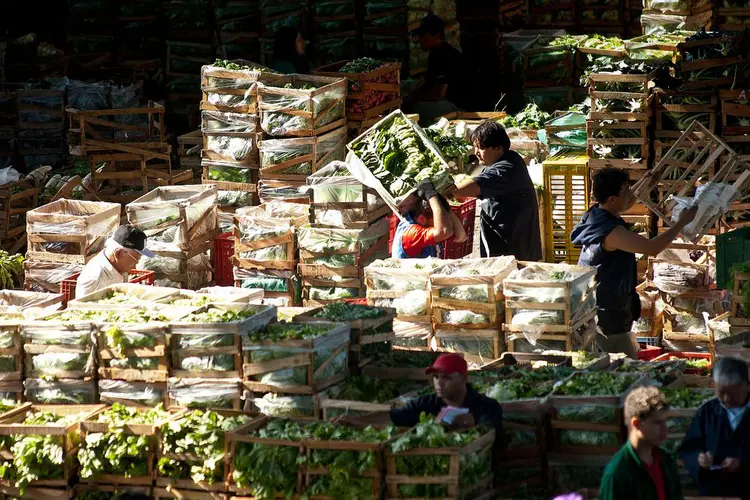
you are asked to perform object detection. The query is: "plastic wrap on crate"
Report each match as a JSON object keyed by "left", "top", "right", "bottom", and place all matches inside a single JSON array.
[
  {"left": 24, "top": 378, "right": 97, "bottom": 404},
  {"left": 505, "top": 263, "right": 596, "bottom": 312},
  {"left": 24, "top": 261, "right": 84, "bottom": 293},
  {"left": 671, "top": 183, "right": 738, "bottom": 243},
  {"left": 345, "top": 110, "right": 454, "bottom": 215},
  {"left": 99, "top": 379, "right": 166, "bottom": 406},
  {"left": 248, "top": 392, "right": 318, "bottom": 418},
  {"left": 0, "top": 291, "right": 62, "bottom": 313},
  {"left": 202, "top": 110, "right": 257, "bottom": 133},
  {"left": 302, "top": 161, "right": 386, "bottom": 227},
  {"left": 261, "top": 199, "right": 310, "bottom": 220},
  {"left": 138, "top": 250, "right": 211, "bottom": 279},
  {"left": 196, "top": 286, "right": 264, "bottom": 304},
  {"left": 126, "top": 185, "right": 219, "bottom": 248},
  {"left": 235, "top": 207, "right": 294, "bottom": 262},
  {"left": 243, "top": 321, "right": 350, "bottom": 388},
  {"left": 366, "top": 258, "right": 446, "bottom": 295},
  {"left": 259, "top": 179, "right": 309, "bottom": 202},
  {"left": 218, "top": 190, "right": 254, "bottom": 208},
  {"left": 168, "top": 377, "right": 241, "bottom": 409},
  {"left": 260, "top": 130, "right": 346, "bottom": 177},
  {"left": 234, "top": 267, "right": 296, "bottom": 293},
  {"left": 435, "top": 328, "right": 497, "bottom": 362},
  {"left": 298, "top": 217, "right": 389, "bottom": 266},
  {"left": 204, "top": 135, "right": 258, "bottom": 163},
  {"left": 652, "top": 260, "right": 707, "bottom": 294},
  {"left": 371, "top": 291, "right": 429, "bottom": 317},
  {"left": 641, "top": 12, "right": 711, "bottom": 33},
  {"left": 172, "top": 303, "right": 276, "bottom": 336},
  {"left": 432, "top": 256, "right": 517, "bottom": 302},
  {"left": 202, "top": 76, "right": 258, "bottom": 109}
]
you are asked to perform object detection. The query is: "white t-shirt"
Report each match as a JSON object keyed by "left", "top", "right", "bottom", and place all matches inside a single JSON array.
[{"left": 75, "top": 251, "right": 125, "bottom": 299}]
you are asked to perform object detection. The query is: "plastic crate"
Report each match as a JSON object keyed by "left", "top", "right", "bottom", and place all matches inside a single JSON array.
[
  {"left": 387, "top": 199, "right": 476, "bottom": 259},
  {"left": 61, "top": 270, "right": 155, "bottom": 308},
  {"left": 717, "top": 227, "right": 750, "bottom": 289},
  {"left": 636, "top": 345, "right": 663, "bottom": 360},
  {"left": 344, "top": 298, "right": 369, "bottom": 305},
  {"left": 636, "top": 335, "right": 661, "bottom": 347},
  {"left": 214, "top": 232, "right": 235, "bottom": 287}
]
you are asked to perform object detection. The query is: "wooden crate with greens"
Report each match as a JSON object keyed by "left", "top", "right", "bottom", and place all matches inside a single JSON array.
[
  {"left": 585, "top": 59, "right": 657, "bottom": 121},
  {"left": 232, "top": 209, "right": 296, "bottom": 271},
  {"left": 608, "top": 357, "right": 685, "bottom": 386},
  {"left": 661, "top": 383, "right": 714, "bottom": 454},
  {"left": 547, "top": 371, "right": 645, "bottom": 455},
  {"left": 0, "top": 404, "right": 104, "bottom": 489},
  {"left": 361, "top": 350, "right": 443, "bottom": 382},
  {"left": 78, "top": 404, "right": 177, "bottom": 487},
  {"left": 520, "top": 36, "right": 579, "bottom": 88},
  {"left": 293, "top": 303, "right": 396, "bottom": 369},
  {"left": 170, "top": 304, "right": 277, "bottom": 379},
  {"left": 259, "top": 127, "right": 347, "bottom": 183},
  {"left": 678, "top": 33, "right": 744, "bottom": 90},
  {"left": 384, "top": 415, "right": 495, "bottom": 500},
  {"left": 157, "top": 409, "right": 256, "bottom": 492},
  {"left": 317, "top": 374, "right": 425, "bottom": 419},
  {"left": 654, "top": 89, "right": 717, "bottom": 139},
  {"left": 200, "top": 59, "right": 279, "bottom": 115},
  {"left": 258, "top": 74, "right": 347, "bottom": 138},
  {"left": 242, "top": 320, "right": 351, "bottom": 394},
  {"left": 586, "top": 118, "right": 650, "bottom": 170}
]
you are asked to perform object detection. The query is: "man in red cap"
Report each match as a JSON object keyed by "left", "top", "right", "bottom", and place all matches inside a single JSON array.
[{"left": 341, "top": 352, "right": 502, "bottom": 432}]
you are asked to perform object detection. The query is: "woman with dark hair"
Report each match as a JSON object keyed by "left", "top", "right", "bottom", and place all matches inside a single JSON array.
[{"left": 271, "top": 27, "right": 310, "bottom": 74}]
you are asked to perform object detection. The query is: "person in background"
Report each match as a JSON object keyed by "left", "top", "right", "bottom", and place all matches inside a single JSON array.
[
  {"left": 407, "top": 14, "right": 467, "bottom": 125},
  {"left": 450, "top": 120, "right": 542, "bottom": 261},
  {"left": 271, "top": 27, "right": 310, "bottom": 74},
  {"left": 392, "top": 179, "right": 467, "bottom": 258},
  {"left": 75, "top": 225, "right": 153, "bottom": 299},
  {"left": 679, "top": 356, "right": 750, "bottom": 499},
  {"left": 571, "top": 168, "right": 697, "bottom": 357},
  {"left": 599, "top": 386, "right": 683, "bottom": 500}
]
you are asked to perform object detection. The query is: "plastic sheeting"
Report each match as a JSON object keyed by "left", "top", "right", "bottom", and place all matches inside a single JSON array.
[
  {"left": 670, "top": 183, "right": 739, "bottom": 243},
  {"left": 99, "top": 379, "right": 165, "bottom": 406},
  {"left": 168, "top": 378, "right": 240, "bottom": 409},
  {"left": 24, "top": 378, "right": 97, "bottom": 404},
  {"left": 259, "top": 83, "right": 346, "bottom": 136}
]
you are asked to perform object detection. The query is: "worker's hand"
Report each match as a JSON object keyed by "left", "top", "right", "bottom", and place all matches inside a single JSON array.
[
  {"left": 451, "top": 413, "right": 475, "bottom": 429},
  {"left": 678, "top": 206, "right": 699, "bottom": 226},
  {"left": 698, "top": 451, "right": 714, "bottom": 469},
  {"left": 416, "top": 179, "right": 438, "bottom": 201},
  {"left": 722, "top": 457, "right": 741, "bottom": 473}
]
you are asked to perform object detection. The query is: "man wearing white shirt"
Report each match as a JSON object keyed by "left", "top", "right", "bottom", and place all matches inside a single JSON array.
[{"left": 75, "top": 225, "right": 154, "bottom": 299}]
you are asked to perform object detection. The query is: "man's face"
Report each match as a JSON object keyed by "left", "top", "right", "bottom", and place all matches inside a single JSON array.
[
  {"left": 419, "top": 33, "right": 441, "bottom": 50},
  {"left": 607, "top": 182, "right": 632, "bottom": 211},
  {"left": 433, "top": 372, "right": 466, "bottom": 400},
  {"left": 716, "top": 382, "right": 750, "bottom": 409},
  {"left": 472, "top": 140, "right": 504, "bottom": 166},
  {"left": 112, "top": 248, "right": 141, "bottom": 274},
  {"left": 633, "top": 410, "right": 669, "bottom": 447}
]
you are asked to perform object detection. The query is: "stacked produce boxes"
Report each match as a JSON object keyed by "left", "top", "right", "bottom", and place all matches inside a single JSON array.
[
  {"left": 640, "top": 0, "right": 711, "bottom": 34},
  {"left": 16, "top": 89, "right": 66, "bottom": 171},
  {"left": 585, "top": 59, "right": 657, "bottom": 216},
  {"left": 503, "top": 262, "right": 598, "bottom": 353},
  {"left": 125, "top": 185, "right": 219, "bottom": 290},
  {"left": 310, "top": 0, "right": 359, "bottom": 66},
  {"left": 520, "top": 36, "right": 578, "bottom": 89},
  {"left": 24, "top": 199, "right": 121, "bottom": 294},
  {"left": 312, "top": 59, "right": 402, "bottom": 138},
  {"left": 429, "top": 256, "right": 517, "bottom": 365}
]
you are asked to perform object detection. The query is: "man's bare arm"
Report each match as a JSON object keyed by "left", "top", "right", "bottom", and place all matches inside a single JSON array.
[
  {"left": 603, "top": 206, "right": 698, "bottom": 256},
  {"left": 429, "top": 195, "right": 453, "bottom": 243},
  {"left": 452, "top": 178, "right": 481, "bottom": 198},
  {"left": 448, "top": 209, "right": 467, "bottom": 243}
]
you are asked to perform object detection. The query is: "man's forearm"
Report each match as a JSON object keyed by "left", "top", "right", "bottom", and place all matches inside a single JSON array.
[
  {"left": 452, "top": 179, "right": 481, "bottom": 198},
  {"left": 430, "top": 196, "right": 452, "bottom": 238}
]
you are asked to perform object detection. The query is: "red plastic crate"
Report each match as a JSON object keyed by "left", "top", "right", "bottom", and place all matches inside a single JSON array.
[
  {"left": 343, "top": 298, "right": 369, "bottom": 305},
  {"left": 636, "top": 345, "right": 663, "bottom": 361},
  {"left": 653, "top": 351, "right": 712, "bottom": 375},
  {"left": 387, "top": 199, "right": 476, "bottom": 259},
  {"left": 61, "top": 269, "right": 155, "bottom": 308},
  {"left": 214, "top": 232, "right": 235, "bottom": 287}
]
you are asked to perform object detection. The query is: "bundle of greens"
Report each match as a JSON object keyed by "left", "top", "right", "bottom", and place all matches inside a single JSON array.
[
  {"left": 390, "top": 413, "right": 491, "bottom": 497},
  {"left": 350, "top": 115, "right": 451, "bottom": 198},
  {"left": 180, "top": 306, "right": 261, "bottom": 324},
  {"left": 0, "top": 251, "right": 23, "bottom": 289},
  {"left": 210, "top": 59, "right": 267, "bottom": 72},
  {"left": 498, "top": 103, "right": 551, "bottom": 130},
  {"left": 339, "top": 58, "right": 383, "bottom": 73},
  {"left": 233, "top": 419, "right": 396, "bottom": 499},
  {"left": 554, "top": 372, "right": 638, "bottom": 396},
  {"left": 477, "top": 366, "right": 574, "bottom": 402},
  {"left": 311, "top": 302, "right": 385, "bottom": 322},
  {"left": 93, "top": 291, "right": 147, "bottom": 306},
  {"left": 79, "top": 404, "right": 169, "bottom": 480},
  {"left": 51, "top": 308, "right": 168, "bottom": 324},
  {"left": 658, "top": 92, "right": 713, "bottom": 131},
  {"left": 582, "top": 58, "right": 661, "bottom": 91},
  {"left": 664, "top": 387, "right": 713, "bottom": 408},
  {"left": 590, "top": 120, "right": 645, "bottom": 159},
  {"left": 424, "top": 127, "right": 471, "bottom": 170},
  {"left": 331, "top": 375, "right": 422, "bottom": 403},
  {"left": 158, "top": 410, "right": 252, "bottom": 484}
]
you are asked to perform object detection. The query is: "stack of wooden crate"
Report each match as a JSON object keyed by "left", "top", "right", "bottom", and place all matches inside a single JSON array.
[
  {"left": 678, "top": 33, "right": 744, "bottom": 91},
  {"left": 312, "top": 60, "right": 402, "bottom": 138},
  {"left": 67, "top": 102, "right": 192, "bottom": 204},
  {"left": 200, "top": 60, "right": 279, "bottom": 214},
  {"left": 503, "top": 262, "right": 598, "bottom": 353},
  {"left": 214, "top": 0, "right": 261, "bottom": 61},
  {"left": 24, "top": 199, "right": 121, "bottom": 294},
  {"left": 16, "top": 89, "right": 66, "bottom": 171},
  {"left": 125, "top": 185, "right": 219, "bottom": 290},
  {"left": 310, "top": 0, "right": 359, "bottom": 66},
  {"left": 640, "top": 0, "right": 711, "bottom": 34},
  {"left": 586, "top": 67, "right": 656, "bottom": 217},
  {"left": 165, "top": 40, "right": 216, "bottom": 131}
]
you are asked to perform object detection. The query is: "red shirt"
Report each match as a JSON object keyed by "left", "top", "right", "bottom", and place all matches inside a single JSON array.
[
  {"left": 643, "top": 448, "right": 666, "bottom": 500},
  {"left": 401, "top": 224, "right": 438, "bottom": 258}
]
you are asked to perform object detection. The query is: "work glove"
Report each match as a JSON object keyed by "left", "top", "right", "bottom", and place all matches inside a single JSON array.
[{"left": 415, "top": 179, "right": 438, "bottom": 201}]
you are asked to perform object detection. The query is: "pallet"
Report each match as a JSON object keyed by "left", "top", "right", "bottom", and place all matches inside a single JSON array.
[
  {"left": 242, "top": 321, "right": 350, "bottom": 394},
  {"left": 654, "top": 89, "right": 717, "bottom": 139},
  {"left": 586, "top": 118, "right": 650, "bottom": 170},
  {"left": 259, "top": 126, "right": 347, "bottom": 182},
  {"left": 258, "top": 74, "right": 348, "bottom": 137}
]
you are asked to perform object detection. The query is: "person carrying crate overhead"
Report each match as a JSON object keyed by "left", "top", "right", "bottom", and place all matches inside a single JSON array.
[
  {"left": 391, "top": 179, "right": 467, "bottom": 258},
  {"left": 571, "top": 168, "right": 697, "bottom": 358},
  {"left": 75, "top": 224, "right": 154, "bottom": 299}
]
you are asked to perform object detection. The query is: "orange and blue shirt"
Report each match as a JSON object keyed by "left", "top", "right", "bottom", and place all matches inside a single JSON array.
[{"left": 391, "top": 213, "right": 438, "bottom": 259}]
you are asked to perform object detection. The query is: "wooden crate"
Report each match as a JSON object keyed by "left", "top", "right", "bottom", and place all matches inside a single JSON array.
[
  {"left": 298, "top": 227, "right": 388, "bottom": 279},
  {"left": 0, "top": 179, "right": 40, "bottom": 241},
  {"left": 77, "top": 485, "right": 151, "bottom": 500},
  {"left": 232, "top": 219, "right": 296, "bottom": 271},
  {"left": 312, "top": 61, "right": 401, "bottom": 120},
  {"left": 202, "top": 161, "right": 259, "bottom": 195},
  {"left": 78, "top": 406, "right": 179, "bottom": 487},
  {"left": 0, "top": 404, "right": 104, "bottom": 488},
  {"left": 258, "top": 74, "right": 347, "bottom": 137},
  {"left": 301, "top": 276, "right": 366, "bottom": 306},
  {"left": 429, "top": 256, "right": 517, "bottom": 331},
  {"left": 360, "top": 350, "right": 442, "bottom": 382},
  {"left": 729, "top": 271, "right": 750, "bottom": 329},
  {"left": 234, "top": 267, "right": 297, "bottom": 306},
  {"left": 178, "top": 129, "right": 202, "bottom": 170},
  {"left": 632, "top": 121, "right": 750, "bottom": 240},
  {"left": 168, "top": 378, "right": 243, "bottom": 410},
  {"left": 547, "top": 373, "right": 644, "bottom": 455},
  {"left": 654, "top": 89, "right": 717, "bottom": 140},
  {"left": 720, "top": 89, "right": 750, "bottom": 136},
  {"left": 384, "top": 427, "right": 495, "bottom": 500},
  {"left": 96, "top": 322, "right": 170, "bottom": 383},
  {"left": 16, "top": 90, "right": 65, "bottom": 130},
  {"left": 678, "top": 34, "right": 743, "bottom": 90},
  {"left": 587, "top": 70, "right": 657, "bottom": 121},
  {"left": 242, "top": 320, "right": 350, "bottom": 394},
  {"left": 26, "top": 199, "right": 120, "bottom": 265},
  {"left": 0, "top": 326, "right": 23, "bottom": 382},
  {"left": 259, "top": 126, "right": 346, "bottom": 183},
  {"left": 586, "top": 118, "right": 650, "bottom": 170},
  {"left": 22, "top": 310, "right": 97, "bottom": 379},
  {"left": 166, "top": 40, "right": 214, "bottom": 78},
  {"left": 170, "top": 303, "right": 277, "bottom": 379},
  {"left": 648, "top": 257, "right": 711, "bottom": 294},
  {"left": 126, "top": 184, "right": 219, "bottom": 251},
  {"left": 200, "top": 60, "right": 279, "bottom": 114},
  {"left": 505, "top": 316, "right": 598, "bottom": 353},
  {"left": 154, "top": 487, "right": 227, "bottom": 499},
  {"left": 293, "top": 305, "right": 396, "bottom": 368},
  {"left": 318, "top": 381, "right": 423, "bottom": 420},
  {"left": 715, "top": 7, "right": 750, "bottom": 29}
]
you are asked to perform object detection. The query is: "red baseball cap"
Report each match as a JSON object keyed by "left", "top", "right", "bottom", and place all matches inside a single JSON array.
[{"left": 425, "top": 353, "right": 468, "bottom": 375}]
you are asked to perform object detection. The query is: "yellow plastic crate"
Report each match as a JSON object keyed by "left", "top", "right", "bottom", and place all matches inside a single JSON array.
[{"left": 543, "top": 152, "right": 590, "bottom": 264}]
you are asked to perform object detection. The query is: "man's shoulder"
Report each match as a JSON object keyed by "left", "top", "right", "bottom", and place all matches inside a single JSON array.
[{"left": 602, "top": 444, "right": 633, "bottom": 479}]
